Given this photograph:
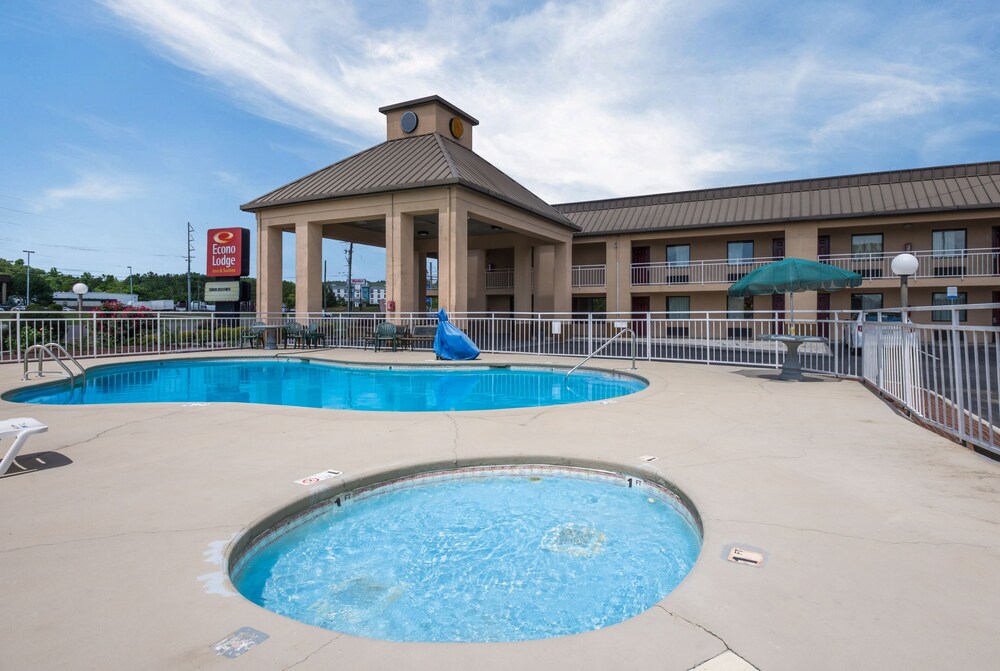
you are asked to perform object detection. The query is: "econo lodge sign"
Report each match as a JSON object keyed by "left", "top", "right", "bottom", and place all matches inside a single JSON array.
[{"left": 206, "top": 227, "right": 250, "bottom": 277}]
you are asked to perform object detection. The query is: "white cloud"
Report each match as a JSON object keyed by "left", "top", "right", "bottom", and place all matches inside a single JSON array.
[
  {"left": 42, "top": 170, "right": 143, "bottom": 208},
  {"left": 102, "top": 0, "right": 988, "bottom": 201}
]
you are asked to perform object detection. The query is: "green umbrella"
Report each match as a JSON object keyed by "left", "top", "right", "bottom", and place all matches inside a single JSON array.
[{"left": 728, "top": 257, "right": 863, "bottom": 331}]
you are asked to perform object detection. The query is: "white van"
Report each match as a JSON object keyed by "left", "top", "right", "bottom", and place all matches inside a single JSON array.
[{"left": 845, "top": 312, "right": 903, "bottom": 351}]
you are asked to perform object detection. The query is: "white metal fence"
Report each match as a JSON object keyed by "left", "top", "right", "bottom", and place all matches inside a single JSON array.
[
  {"left": 631, "top": 256, "right": 784, "bottom": 286},
  {"left": 860, "top": 305, "right": 999, "bottom": 457},
  {"left": 3, "top": 305, "right": 996, "bottom": 456},
  {"left": 820, "top": 248, "right": 999, "bottom": 280}
]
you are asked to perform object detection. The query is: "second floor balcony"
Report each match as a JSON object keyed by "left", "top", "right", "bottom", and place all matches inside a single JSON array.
[
  {"left": 818, "top": 248, "right": 998, "bottom": 279},
  {"left": 629, "top": 248, "right": 999, "bottom": 287},
  {"left": 483, "top": 266, "right": 608, "bottom": 290},
  {"left": 631, "top": 257, "right": 782, "bottom": 286}
]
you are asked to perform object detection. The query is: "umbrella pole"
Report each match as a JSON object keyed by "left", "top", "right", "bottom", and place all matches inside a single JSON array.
[{"left": 789, "top": 292, "right": 795, "bottom": 335}]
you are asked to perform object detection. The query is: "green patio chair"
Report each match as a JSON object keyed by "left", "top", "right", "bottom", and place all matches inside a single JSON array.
[
  {"left": 240, "top": 322, "right": 266, "bottom": 349},
  {"left": 303, "top": 323, "right": 327, "bottom": 348},
  {"left": 283, "top": 321, "right": 305, "bottom": 348},
  {"left": 373, "top": 322, "right": 398, "bottom": 352}
]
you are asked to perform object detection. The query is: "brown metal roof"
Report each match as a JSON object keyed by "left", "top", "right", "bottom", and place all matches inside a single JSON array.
[
  {"left": 556, "top": 161, "right": 1000, "bottom": 236},
  {"left": 241, "top": 134, "right": 575, "bottom": 229}
]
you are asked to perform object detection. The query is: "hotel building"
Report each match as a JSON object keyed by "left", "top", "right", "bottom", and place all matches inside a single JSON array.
[{"left": 242, "top": 97, "right": 1000, "bottom": 326}]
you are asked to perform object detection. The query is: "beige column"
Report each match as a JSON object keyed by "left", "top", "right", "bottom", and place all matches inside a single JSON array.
[
  {"left": 466, "top": 249, "right": 486, "bottom": 311},
  {"left": 386, "top": 209, "right": 415, "bottom": 315},
  {"left": 514, "top": 243, "right": 532, "bottom": 313},
  {"left": 415, "top": 250, "right": 428, "bottom": 312},
  {"left": 553, "top": 239, "right": 572, "bottom": 315},
  {"left": 257, "top": 223, "right": 283, "bottom": 318},
  {"left": 534, "top": 245, "right": 555, "bottom": 312},
  {"left": 294, "top": 221, "right": 322, "bottom": 319},
  {"left": 785, "top": 223, "right": 819, "bottom": 260},
  {"left": 605, "top": 238, "right": 632, "bottom": 314},
  {"left": 785, "top": 223, "right": 820, "bottom": 319},
  {"left": 438, "top": 190, "right": 468, "bottom": 313}
]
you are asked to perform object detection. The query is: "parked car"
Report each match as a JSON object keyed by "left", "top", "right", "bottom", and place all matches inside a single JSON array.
[{"left": 845, "top": 311, "right": 903, "bottom": 350}]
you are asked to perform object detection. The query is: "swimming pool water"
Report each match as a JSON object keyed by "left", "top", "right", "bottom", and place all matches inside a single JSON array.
[
  {"left": 231, "top": 467, "right": 701, "bottom": 642},
  {"left": 5, "top": 358, "right": 645, "bottom": 411}
]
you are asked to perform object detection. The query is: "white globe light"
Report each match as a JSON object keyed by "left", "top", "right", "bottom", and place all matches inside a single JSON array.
[
  {"left": 890, "top": 253, "right": 919, "bottom": 277},
  {"left": 72, "top": 283, "right": 89, "bottom": 295}
]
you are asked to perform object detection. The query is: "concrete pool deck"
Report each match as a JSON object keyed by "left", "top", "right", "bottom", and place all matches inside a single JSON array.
[{"left": 1, "top": 350, "right": 998, "bottom": 670}]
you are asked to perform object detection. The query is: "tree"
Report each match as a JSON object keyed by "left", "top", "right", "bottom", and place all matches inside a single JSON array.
[{"left": 282, "top": 281, "right": 296, "bottom": 309}]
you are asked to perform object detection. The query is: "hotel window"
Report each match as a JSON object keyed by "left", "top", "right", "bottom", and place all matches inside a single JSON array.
[
  {"left": 727, "top": 295, "right": 753, "bottom": 319},
  {"left": 932, "top": 229, "right": 966, "bottom": 257},
  {"left": 931, "top": 292, "right": 967, "bottom": 322},
  {"left": 851, "top": 233, "right": 883, "bottom": 256},
  {"left": 850, "top": 293, "right": 883, "bottom": 313},
  {"left": 666, "top": 244, "right": 690, "bottom": 267},
  {"left": 667, "top": 296, "right": 690, "bottom": 319},
  {"left": 727, "top": 241, "right": 754, "bottom": 264}
]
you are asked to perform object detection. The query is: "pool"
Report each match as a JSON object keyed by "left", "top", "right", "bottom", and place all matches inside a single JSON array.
[
  {"left": 4, "top": 358, "right": 646, "bottom": 411},
  {"left": 230, "top": 465, "right": 702, "bottom": 642}
]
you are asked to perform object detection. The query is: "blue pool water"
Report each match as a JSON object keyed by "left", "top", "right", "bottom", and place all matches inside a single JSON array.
[
  {"left": 4, "top": 358, "right": 645, "bottom": 411},
  {"left": 231, "top": 467, "right": 702, "bottom": 642}
]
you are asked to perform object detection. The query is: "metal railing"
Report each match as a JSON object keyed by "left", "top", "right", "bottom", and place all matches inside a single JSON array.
[
  {"left": 861, "top": 304, "right": 999, "bottom": 456},
  {"left": 484, "top": 265, "right": 607, "bottom": 290},
  {"left": 567, "top": 326, "right": 636, "bottom": 378},
  {"left": 819, "top": 248, "right": 999, "bottom": 279},
  {"left": 631, "top": 256, "right": 783, "bottom": 286},
  {"left": 572, "top": 264, "right": 606, "bottom": 287},
  {"left": 23, "top": 342, "right": 87, "bottom": 384},
  {"left": 485, "top": 268, "right": 514, "bottom": 289},
  {"left": 3, "top": 306, "right": 995, "bottom": 455}
]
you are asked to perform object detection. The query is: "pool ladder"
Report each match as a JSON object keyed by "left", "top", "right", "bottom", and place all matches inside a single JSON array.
[
  {"left": 565, "top": 328, "right": 637, "bottom": 380},
  {"left": 23, "top": 343, "right": 87, "bottom": 386}
]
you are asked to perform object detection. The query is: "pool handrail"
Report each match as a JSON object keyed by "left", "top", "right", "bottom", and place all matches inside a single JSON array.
[
  {"left": 23, "top": 343, "right": 87, "bottom": 386},
  {"left": 565, "top": 328, "right": 637, "bottom": 379}
]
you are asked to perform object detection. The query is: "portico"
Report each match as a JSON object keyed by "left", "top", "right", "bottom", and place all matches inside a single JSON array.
[{"left": 242, "top": 96, "right": 578, "bottom": 319}]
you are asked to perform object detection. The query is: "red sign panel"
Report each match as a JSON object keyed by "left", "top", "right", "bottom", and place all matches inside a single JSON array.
[{"left": 207, "top": 228, "right": 250, "bottom": 277}]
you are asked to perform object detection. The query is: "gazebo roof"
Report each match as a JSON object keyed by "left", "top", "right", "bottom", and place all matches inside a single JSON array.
[{"left": 241, "top": 133, "right": 577, "bottom": 229}]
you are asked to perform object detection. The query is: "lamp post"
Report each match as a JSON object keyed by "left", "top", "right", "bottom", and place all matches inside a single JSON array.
[
  {"left": 890, "top": 253, "right": 919, "bottom": 322},
  {"left": 72, "top": 283, "right": 88, "bottom": 313},
  {"left": 127, "top": 265, "right": 133, "bottom": 302},
  {"left": 890, "top": 252, "right": 920, "bottom": 412},
  {"left": 22, "top": 249, "right": 34, "bottom": 306}
]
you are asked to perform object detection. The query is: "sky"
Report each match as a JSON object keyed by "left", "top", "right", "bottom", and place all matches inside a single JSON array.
[{"left": 2, "top": 0, "right": 999, "bottom": 286}]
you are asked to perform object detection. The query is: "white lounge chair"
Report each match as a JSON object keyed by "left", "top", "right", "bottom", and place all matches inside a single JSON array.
[{"left": 0, "top": 418, "right": 48, "bottom": 476}]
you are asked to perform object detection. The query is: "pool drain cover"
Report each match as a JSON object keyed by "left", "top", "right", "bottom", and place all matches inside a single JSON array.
[{"left": 541, "top": 523, "right": 606, "bottom": 557}]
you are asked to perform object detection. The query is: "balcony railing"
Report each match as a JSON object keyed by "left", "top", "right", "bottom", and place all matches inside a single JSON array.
[
  {"left": 485, "top": 266, "right": 607, "bottom": 289},
  {"left": 572, "top": 264, "right": 606, "bottom": 287},
  {"left": 819, "top": 248, "right": 999, "bottom": 279},
  {"left": 631, "top": 257, "right": 783, "bottom": 286},
  {"left": 486, "top": 268, "right": 514, "bottom": 289}
]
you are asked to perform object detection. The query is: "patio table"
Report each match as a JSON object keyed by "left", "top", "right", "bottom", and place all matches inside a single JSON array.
[{"left": 760, "top": 334, "right": 828, "bottom": 380}]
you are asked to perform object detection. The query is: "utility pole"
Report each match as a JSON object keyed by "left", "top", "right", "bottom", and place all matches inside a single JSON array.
[
  {"left": 127, "top": 265, "right": 133, "bottom": 301},
  {"left": 22, "top": 249, "right": 34, "bottom": 305},
  {"left": 344, "top": 242, "right": 354, "bottom": 310},
  {"left": 186, "top": 223, "right": 194, "bottom": 310},
  {"left": 323, "top": 260, "right": 328, "bottom": 311}
]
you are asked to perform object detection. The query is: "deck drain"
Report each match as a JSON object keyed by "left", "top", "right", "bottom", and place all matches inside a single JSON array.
[
  {"left": 211, "top": 627, "right": 268, "bottom": 658},
  {"left": 727, "top": 546, "right": 765, "bottom": 567}
]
